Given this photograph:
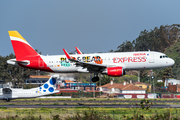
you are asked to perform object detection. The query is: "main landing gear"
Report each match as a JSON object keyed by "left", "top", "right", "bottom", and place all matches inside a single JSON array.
[
  {"left": 92, "top": 77, "right": 99, "bottom": 82},
  {"left": 5, "top": 98, "right": 10, "bottom": 102},
  {"left": 92, "top": 73, "right": 99, "bottom": 82}
]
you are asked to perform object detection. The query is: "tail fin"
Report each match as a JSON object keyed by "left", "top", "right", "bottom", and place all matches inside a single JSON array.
[
  {"left": 8, "top": 31, "right": 38, "bottom": 61},
  {"left": 35, "top": 76, "right": 58, "bottom": 93}
]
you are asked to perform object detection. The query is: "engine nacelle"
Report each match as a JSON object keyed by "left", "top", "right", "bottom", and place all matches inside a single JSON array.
[{"left": 102, "top": 67, "right": 125, "bottom": 77}]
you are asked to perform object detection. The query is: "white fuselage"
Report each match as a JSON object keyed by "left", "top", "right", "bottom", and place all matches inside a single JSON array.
[
  {"left": 40, "top": 51, "right": 174, "bottom": 73},
  {"left": 0, "top": 76, "right": 59, "bottom": 100},
  {"left": 7, "top": 31, "right": 175, "bottom": 75},
  {"left": 0, "top": 88, "right": 59, "bottom": 100}
]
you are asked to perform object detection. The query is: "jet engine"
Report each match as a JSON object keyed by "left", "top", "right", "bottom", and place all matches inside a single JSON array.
[{"left": 102, "top": 67, "right": 125, "bottom": 77}]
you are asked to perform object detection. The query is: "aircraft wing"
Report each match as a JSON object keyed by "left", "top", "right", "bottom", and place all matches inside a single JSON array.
[{"left": 63, "top": 49, "right": 107, "bottom": 72}]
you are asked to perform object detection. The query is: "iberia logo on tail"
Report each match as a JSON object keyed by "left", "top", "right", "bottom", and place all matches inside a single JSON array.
[
  {"left": 8, "top": 31, "right": 53, "bottom": 72},
  {"left": 8, "top": 31, "right": 38, "bottom": 61}
]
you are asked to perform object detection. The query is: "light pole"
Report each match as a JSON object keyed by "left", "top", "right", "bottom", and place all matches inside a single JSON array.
[
  {"left": 138, "top": 71, "right": 140, "bottom": 82},
  {"left": 93, "top": 83, "right": 95, "bottom": 98},
  {"left": 152, "top": 75, "right": 155, "bottom": 94},
  {"left": 90, "top": 74, "right": 92, "bottom": 90},
  {"left": 134, "top": 70, "right": 140, "bottom": 82},
  {"left": 150, "top": 70, "right": 155, "bottom": 94},
  {"left": 99, "top": 75, "right": 102, "bottom": 96},
  {"left": 150, "top": 75, "right": 151, "bottom": 93}
]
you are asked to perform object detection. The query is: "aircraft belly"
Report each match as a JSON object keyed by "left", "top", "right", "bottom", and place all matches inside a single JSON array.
[
  {"left": 50, "top": 66, "right": 78, "bottom": 73},
  {"left": 11, "top": 91, "right": 35, "bottom": 98},
  {"left": 0, "top": 94, "right": 15, "bottom": 99},
  {"left": 0, "top": 95, "right": 9, "bottom": 99},
  {"left": 125, "top": 62, "right": 144, "bottom": 70}
]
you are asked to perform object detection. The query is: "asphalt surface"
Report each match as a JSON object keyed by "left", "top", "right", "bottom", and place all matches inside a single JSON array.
[
  {"left": 0, "top": 104, "right": 175, "bottom": 108},
  {"left": 0, "top": 100, "right": 179, "bottom": 108},
  {"left": 2, "top": 100, "right": 180, "bottom": 103}
]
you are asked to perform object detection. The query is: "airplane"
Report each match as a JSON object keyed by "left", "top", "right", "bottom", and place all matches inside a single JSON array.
[
  {"left": 0, "top": 76, "right": 59, "bottom": 102},
  {"left": 7, "top": 31, "right": 175, "bottom": 82}
]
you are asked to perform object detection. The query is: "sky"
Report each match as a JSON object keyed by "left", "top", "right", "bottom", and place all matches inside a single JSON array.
[{"left": 0, "top": 0, "right": 180, "bottom": 56}]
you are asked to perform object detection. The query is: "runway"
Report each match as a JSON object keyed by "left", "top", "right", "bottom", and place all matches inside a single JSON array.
[
  {"left": 2, "top": 100, "right": 180, "bottom": 103},
  {"left": 0, "top": 100, "right": 179, "bottom": 108},
  {"left": 0, "top": 104, "right": 178, "bottom": 108}
]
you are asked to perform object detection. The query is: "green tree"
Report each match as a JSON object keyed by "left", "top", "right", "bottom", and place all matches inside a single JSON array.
[
  {"left": 157, "top": 67, "right": 174, "bottom": 82},
  {"left": 115, "top": 40, "right": 134, "bottom": 52},
  {"left": 0, "top": 53, "right": 48, "bottom": 86},
  {"left": 97, "top": 75, "right": 112, "bottom": 86}
]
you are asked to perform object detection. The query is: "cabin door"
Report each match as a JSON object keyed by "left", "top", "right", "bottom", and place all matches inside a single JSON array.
[{"left": 149, "top": 53, "right": 154, "bottom": 63}]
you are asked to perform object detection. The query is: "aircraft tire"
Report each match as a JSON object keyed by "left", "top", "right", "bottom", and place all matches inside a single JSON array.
[
  {"left": 6, "top": 98, "right": 10, "bottom": 102},
  {"left": 92, "top": 77, "right": 99, "bottom": 82}
]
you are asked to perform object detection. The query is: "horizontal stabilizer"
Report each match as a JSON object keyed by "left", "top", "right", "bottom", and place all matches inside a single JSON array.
[{"left": 7, "top": 59, "right": 30, "bottom": 66}]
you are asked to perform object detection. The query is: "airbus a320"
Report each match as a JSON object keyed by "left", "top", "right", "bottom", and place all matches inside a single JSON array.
[{"left": 7, "top": 31, "right": 175, "bottom": 82}]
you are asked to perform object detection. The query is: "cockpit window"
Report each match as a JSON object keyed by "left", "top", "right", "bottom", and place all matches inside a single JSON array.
[{"left": 160, "top": 55, "right": 168, "bottom": 59}]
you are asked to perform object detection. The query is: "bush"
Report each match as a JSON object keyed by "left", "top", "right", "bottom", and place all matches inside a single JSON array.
[{"left": 65, "top": 109, "right": 112, "bottom": 120}]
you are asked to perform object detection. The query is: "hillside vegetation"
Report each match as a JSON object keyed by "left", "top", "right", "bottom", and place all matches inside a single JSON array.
[
  {"left": 165, "top": 39, "right": 180, "bottom": 79},
  {"left": 113, "top": 24, "right": 180, "bottom": 82}
]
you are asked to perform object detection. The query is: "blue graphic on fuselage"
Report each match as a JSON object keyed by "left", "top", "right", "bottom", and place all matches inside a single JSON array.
[
  {"left": 60, "top": 62, "right": 71, "bottom": 67},
  {"left": 50, "top": 78, "right": 56, "bottom": 85},
  {"left": 44, "top": 84, "right": 49, "bottom": 89},
  {"left": 48, "top": 87, "right": 54, "bottom": 92},
  {"left": 36, "top": 77, "right": 56, "bottom": 93}
]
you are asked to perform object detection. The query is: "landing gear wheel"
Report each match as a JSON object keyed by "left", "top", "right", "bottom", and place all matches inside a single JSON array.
[
  {"left": 6, "top": 98, "right": 10, "bottom": 102},
  {"left": 92, "top": 77, "right": 99, "bottom": 82}
]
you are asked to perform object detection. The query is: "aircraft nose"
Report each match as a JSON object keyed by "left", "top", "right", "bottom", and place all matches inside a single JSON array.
[
  {"left": 171, "top": 59, "right": 175, "bottom": 65},
  {"left": 168, "top": 58, "right": 175, "bottom": 66}
]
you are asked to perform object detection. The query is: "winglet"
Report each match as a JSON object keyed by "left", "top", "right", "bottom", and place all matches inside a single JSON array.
[
  {"left": 63, "top": 49, "right": 71, "bottom": 59},
  {"left": 75, "top": 47, "right": 82, "bottom": 54}
]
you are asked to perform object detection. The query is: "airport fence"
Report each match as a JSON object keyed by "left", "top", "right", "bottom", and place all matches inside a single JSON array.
[{"left": 56, "top": 91, "right": 100, "bottom": 98}]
